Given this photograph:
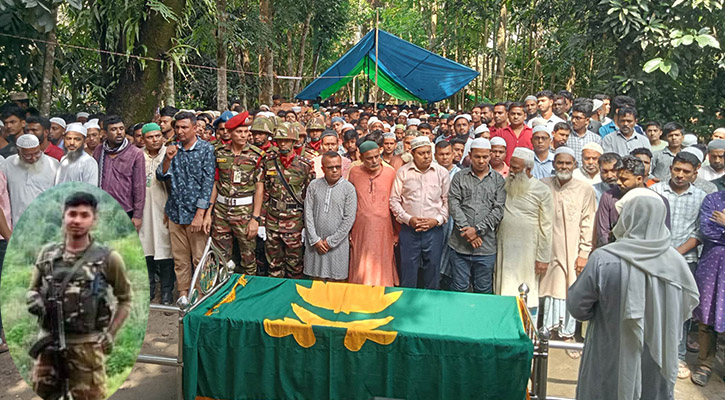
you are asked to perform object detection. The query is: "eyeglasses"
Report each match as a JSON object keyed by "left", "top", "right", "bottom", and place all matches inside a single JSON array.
[{"left": 324, "top": 165, "right": 342, "bottom": 170}]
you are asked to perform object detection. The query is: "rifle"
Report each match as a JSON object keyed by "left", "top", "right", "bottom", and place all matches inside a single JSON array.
[{"left": 47, "top": 279, "right": 71, "bottom": 400}]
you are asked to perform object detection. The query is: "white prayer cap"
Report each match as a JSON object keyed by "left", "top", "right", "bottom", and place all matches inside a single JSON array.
[
  {"left": 76, "top": 112, "right": 90, "bottom": 119},
  {"left": 406, "top": 118, "right": 421, "bottom": 127},
  {"left": 615, "top": 187, "right": 664, "bottom": 214},
  {"left": 16, "top": 134, "right": 40, "bottom": 149},
  {"left": 592, "top": 99, "right": 603, "bottom": 112},
  {"left": 529, "top": 117, "right": 548, "bottom": 128},
  {"left": 399, "top": 111, "right": 408, "bottom": 117},
  {"left": 453, "top": 114, "right": 471, "bottom": 124},
  {"left": 367, "top": 116, "right": 381, "bottom": 126},
  {"left": 259, "top": 104, "right": 270, "bottom": 111},
  {"left": 511, "top": 147, "right": 535, "bottom": 163},
  {"left": 474, "top": 125, "right": 490, "bottom": 136},
  {"left": 683, "top": 133, "right": 698, "bottom": 147},
  {"left": 524, "top": 95, "right": 537, "bottom": 102},
  {"left": 83, "top": 119, "right": 100, "bottom": 130},
  {"left": 66, "top": 122, "right": 87, "bottom": 137},
  {"left": 410, "top": 136, "right": 432, "bottom": 151},
  {"left": 383, "top": 132, "right": 396, "bottom": 140},
  {"left": 0, "top": 120, "right": 3, "bottom": 127},
  {"left": 50, "top": 117, "right": 66, "bottom": 129},
  {"left": 291, "top": 106, "right": 301, "bottom": 113},
  {"left": 417, "top": 107, "right": 424, "bottom": 112},
  {"left": 382, "top": 123, "right": 392, "bottom": 132},
  {"left": 490, "top": 137, "right": 507, "bottom": 147},
  {"left": 470, "top": 138, "right": 491, "bottom": 150},
  {"left": 532, "top": 124, "right": 551, "bottom": 137},
  {"left": 682, "top": 146, "right": 704, "bottom": 163},
  {"left": 340, "top": 123, "right": 354, "bottom": 132},
  {"left": 582, "top": 142, "right": 603, "bottom": 155},
  {"left": 708, "top": 139, "right": 725, "bottom": 151},
  {"left": 256, "top": 111, "right": 275, "bottom": 118},
  {"left": 420, "top": 114, "right": 429, "bottom": 119},
  {"left": 554, "top": 146, "right": 576, "bottom": 159}
]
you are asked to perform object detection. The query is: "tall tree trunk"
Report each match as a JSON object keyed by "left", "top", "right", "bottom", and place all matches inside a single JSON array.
[
  {"left": 163, "top": 59, "right": 175, "bottom": 106},
  {"left": 286, "top": 29, "right": 294, "bottom": 98},
  {"left": 216, "top": 0, "right": 228, "bottom": 110},
  {"left": 259, "top": 0, "right": 274, "bottom": 106},
  {"left": 429, "top": 0, "right": 437, "bottom": 49},
  {"left": 494, "top": 2, "right": 507, "bottom": 100},
  {"left": 234, "top": 47, "right": 246, "bottom": 110},
  {"left": 106, "top": 0, "right": 184, "bottom": 124},
  {"left": 242, "top": 49, "right": 251, "bottom": 109},
  {"left": 311, "top": 40, "right": 323, "bottom": 78},
  {"left": 292, "top": 12, "right": 313, "bottom": 95},
  {"left": 39, "top": 6, "right": 58, "bottom": 117},
  {"left": 566, "top": 64, "right": 576, "bottom": 92}
]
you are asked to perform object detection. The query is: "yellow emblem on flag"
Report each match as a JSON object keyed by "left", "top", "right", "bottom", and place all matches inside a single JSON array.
[{"left": 264, "top": 282, "right": 402, "bottom": 352}]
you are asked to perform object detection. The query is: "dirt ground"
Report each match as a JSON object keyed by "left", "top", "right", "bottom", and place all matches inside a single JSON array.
[{"left": 1, "top": 311, "right": 724, "bottom": 400}]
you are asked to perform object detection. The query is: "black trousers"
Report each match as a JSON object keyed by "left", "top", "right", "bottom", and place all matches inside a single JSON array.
[{"left": 146, "top": 256, "right": 175, "bottom": 297}]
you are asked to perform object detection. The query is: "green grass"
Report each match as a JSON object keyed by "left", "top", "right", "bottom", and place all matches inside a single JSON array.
[{"left": 0, "top": 184, "right": 149, "bottom": 396}]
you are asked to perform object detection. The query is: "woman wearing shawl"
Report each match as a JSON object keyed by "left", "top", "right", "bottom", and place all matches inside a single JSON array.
[{"left": 567, "top": 193, "right": 699, "bottom": 399}]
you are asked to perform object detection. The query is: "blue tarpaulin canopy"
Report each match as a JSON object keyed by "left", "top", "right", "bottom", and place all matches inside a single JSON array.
[{"left": 296, "top": 29, "right": 479, "bottom": 103}]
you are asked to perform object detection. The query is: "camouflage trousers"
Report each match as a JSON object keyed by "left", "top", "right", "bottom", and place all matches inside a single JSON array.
[
  {"left": 265, "top": 228, "right": 304, "bottom": 279},
  {"left": 33, "top": 342, "right": 106, "bottom": 400},
  {"left": 212, "top": 203, "right": 257, "bottom": 275}
]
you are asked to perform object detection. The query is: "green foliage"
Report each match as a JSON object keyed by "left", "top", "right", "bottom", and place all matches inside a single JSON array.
[{"left": 0, "top": 183, "right": 149, "bottom": 396}]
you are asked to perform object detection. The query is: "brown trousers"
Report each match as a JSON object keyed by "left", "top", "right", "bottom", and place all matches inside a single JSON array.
[{"left": 168, "top": 220, "right": 207, "bottom": 294}]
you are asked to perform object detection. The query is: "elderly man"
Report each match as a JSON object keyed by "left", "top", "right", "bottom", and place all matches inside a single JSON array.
[
  {"left": 540, "top": 146, "right": 596, "bottom": 342},
  {"left": 55, "top": 123, "right": 99, "bottom": 186},
  {"left": 0, "top": 134, "right": 59, "bottom": 226},
  {"left": 391, "top": 136, "right": 450, "bottom": 289},
  {"left": 698, "top": 139, "right": 725, "bottom": 181},
  {"left": 93, "top": 115, "right": 146, "bottom": 231},
  {"left": 138, "top": 123, "right": 175, "bottom": 305},
  {"left": 572, "top": 143, "right": 603, "bottom": 185},
  {"left": 489, "top": 137, "right": 509, "bottom": 177},
  {"left": 568, "top": 196, "right": 699, "bottom": 399},
  {"left": 303, "top": 151, "right": 357, "bottom": 281},
  {"left": 448, "top": 138, "right": 505, "bottom": 293},
  {"left": 495, "top": 147, "right": 553, "bottom": 314},
  {"left": 348, "top": 141, "right": 399, "bottom": 286}
]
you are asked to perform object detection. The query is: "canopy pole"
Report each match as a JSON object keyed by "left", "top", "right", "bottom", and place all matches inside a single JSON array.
[{"left": 374, "top": 8, "right": 379, "bottom": 110}]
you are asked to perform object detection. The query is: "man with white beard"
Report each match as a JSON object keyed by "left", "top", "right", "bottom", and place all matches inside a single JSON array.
[
  {"left": 0, "top": 134, "right": 59, "bottom": 225},
  {"left": 540, "top": 146, "right": 596, "bottom": 351},
  {"left": 55, "top": 123, "right": 99, "bottom": 186},
  {"left": 495, "top": 147, "right": 554, "bottom": 318}
]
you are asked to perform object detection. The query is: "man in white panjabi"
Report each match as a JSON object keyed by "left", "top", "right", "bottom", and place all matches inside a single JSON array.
[
  {"left": 539, "top": 146, "right": 595, "bottom": 341},
  {"left": 495, "top": 147, "right": 553, "bottom": 317},
  {"left": 568, "top": 193, "right": 699, "bottom": 399},
  {"left": 54, "top": 123, "right": 99, "bottom": 186}
]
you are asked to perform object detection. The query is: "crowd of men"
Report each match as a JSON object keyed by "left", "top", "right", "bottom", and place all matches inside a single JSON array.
[{"left": 0, "top": 89, "right": 723, "bottom": 391}]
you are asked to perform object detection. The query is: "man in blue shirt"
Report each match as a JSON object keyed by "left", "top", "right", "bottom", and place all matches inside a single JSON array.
[{"left": 157, "top": 111, "right": 215, "bottom": 303}]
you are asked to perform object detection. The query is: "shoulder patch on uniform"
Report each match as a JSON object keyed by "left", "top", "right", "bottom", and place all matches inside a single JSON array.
[
  {"left": 216, "top": 158, "right": 227, "bottom": 163},
  {"left": 249, "top": 144, "right": 266, "bottom": 157}
]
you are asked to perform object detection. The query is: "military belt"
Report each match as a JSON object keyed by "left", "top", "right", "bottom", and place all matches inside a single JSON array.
[
  {"left": 217, "top": 194, "right": 253, "bottom": 206},
  {"left": 271, "top": 198, "right": 303, "bottom": 211}
]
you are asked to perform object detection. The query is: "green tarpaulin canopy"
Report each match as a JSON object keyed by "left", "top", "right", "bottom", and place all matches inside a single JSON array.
[{"left": 183, "top": 275, "right": 533, "bottom": 400}]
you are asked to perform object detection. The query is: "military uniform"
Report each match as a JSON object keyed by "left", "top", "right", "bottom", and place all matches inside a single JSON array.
[
  {"left": 250, "top": 116, "right": 277, "bottom": 276},
  {"left": 212, "top": 142, "right": 265, "bottom": 274},
  {"left": 263, "top": 123, "right": 314, "bottom": 279},
  {"left": 29, "top": 240, "right": 131, "bottom": 400}
]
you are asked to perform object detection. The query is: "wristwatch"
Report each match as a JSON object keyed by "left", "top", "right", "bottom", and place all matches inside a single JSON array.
[
  {"left": 252, "top": 215, "right": 262, "bottom": 223},
  {"left": 476, "top": 228, "right": 483, "bottom": 237}
]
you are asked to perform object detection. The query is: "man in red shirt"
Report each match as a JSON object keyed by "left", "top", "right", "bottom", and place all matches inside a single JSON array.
[
  {"left": 489, "top": 103, "right": 509, "bottom": 137},
  {"left": 25, "top": 116, "right": 63, "bottom": 161},
  {"left": 492, "top": 102, "right": 533, "bottom": 165}
]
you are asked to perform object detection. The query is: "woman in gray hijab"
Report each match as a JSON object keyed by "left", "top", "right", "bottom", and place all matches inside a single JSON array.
[{"left": 567, "top": 194, "right": 699, "bottom": 399}]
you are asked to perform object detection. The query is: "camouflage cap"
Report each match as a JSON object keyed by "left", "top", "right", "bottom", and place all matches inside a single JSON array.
[
  {"left": 250, "top": 116, "right": 274, "bottom": 135},
  {"left": 306, "top": 117, "right": 325, "bottom": 131},
  {"left": 273, "top": 122, "right": 297, "bottom": 141},
  {"left": 287, "top": 122, "right": 304, "bottom": 140}
]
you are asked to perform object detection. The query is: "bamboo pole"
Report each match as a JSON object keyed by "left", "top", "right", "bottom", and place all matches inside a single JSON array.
[{"left": 374, "top": 8, "right": 379, "bottom": 109}]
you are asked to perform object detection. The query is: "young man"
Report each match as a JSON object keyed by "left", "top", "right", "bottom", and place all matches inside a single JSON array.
[
  {"left": 25, "top": 116, "right": 63, "bottom": 161},
  {"left": 381, "top": 132, "right": 404, "bottom": 170},
  {"left": 566, "top": 102, "right": 601, "bottom": 166},
  {"left": 489, "top": 137, "right": 509, "bottom": 177},
  {"left": 27, "top": 192, "right": 131, "bottom": 400},
  {"left": 93, "top": 115, "right": 145, "bottom": 231},
  {"left": 526, "top": 90, "right": 565, "bottom": 130},
  {"left": 490, "top": 103, "right": 509, "bottom": 136},
  {"left": 448, "top": 138, "right": 505, "bottom": 294},
  {"left": 492, "top": 102, "right": 533, "bottom": 164},
  {"left": 651, "top": 122, "right": 684, "bottom": 182},
  {"left": 644, "top": 121, "right": 666, "bottom": 152},
  {"left": 49, "top": 117, "right": 66, "bottom": 149}
]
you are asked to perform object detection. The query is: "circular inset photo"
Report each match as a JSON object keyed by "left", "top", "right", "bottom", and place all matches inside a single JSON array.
[{"left": 0, "top": 182, "right": 149, "bottom": 400}]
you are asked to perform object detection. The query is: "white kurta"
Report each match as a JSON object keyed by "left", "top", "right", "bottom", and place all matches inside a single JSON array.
[
  {"left": 495, "top": 178, "right": 553, "bottom": 308},
  {"left": 139, "top": 147, "right": 172, "bottom": 259},
  {"left": 0, "top": 155, "right": 59, "bottom": 226},
  {"left": 55, "top": 151, "right": 99, "bottom": 186}
]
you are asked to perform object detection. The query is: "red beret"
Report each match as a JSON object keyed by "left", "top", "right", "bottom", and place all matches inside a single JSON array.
[{"left": 225, "top": 111, "right": 251, "bottom": 130}]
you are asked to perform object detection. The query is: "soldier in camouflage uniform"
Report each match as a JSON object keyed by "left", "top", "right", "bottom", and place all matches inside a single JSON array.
[
  {"left": 210, "top": 110, "right": 234, "bottom": 150},
  {"left": 305, "top": 117, "right": 325, "bottom": 154},
  {"left": 263, "top": 122, "right": 314, "bottom": 278},
  {"left": 250, "top": 116, "right": 277, "bottom": 275},
  {"left": 27, "top": 192, "right": 131, "bottom": 400},
  {"left": 208, "top": 111, "right": 265, "bottom": 274},
  {"left": 290, "top": 122, "right": 318, "bottom": 160}
]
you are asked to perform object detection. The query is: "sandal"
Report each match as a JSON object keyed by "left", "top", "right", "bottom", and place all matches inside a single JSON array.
[
  {"left": 564, "top": 338, "right": 582, "bottom": 359},
  {"left": 0, "top": 342, "right": 7, "bottom": 354},
  {"left": 691, "top": 366, "right": 712, "bottom": 387},
  {"left": 677, "top": 360, "right": 691, "bottom": 379}
]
